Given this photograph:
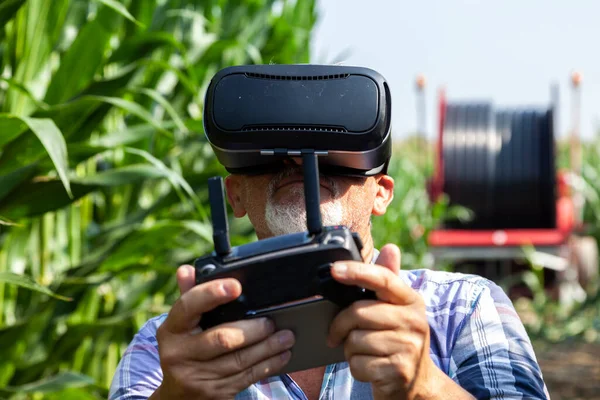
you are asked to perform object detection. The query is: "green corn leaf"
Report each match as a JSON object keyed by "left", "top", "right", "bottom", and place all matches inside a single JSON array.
[
  {"left": 63, "top": 143, "right": 111, "bottom": 166},
  {"left": 0, "top": 272, "right": 71, "bottom": 301},
  {"left": 164, "top": 8, "right": 209, "bottom": 24},
  {"left": 0, "top": 165, "right": 171, "bottom": 219},
  {"left": 106, "top": 31, "right": 185, "bottom": 65},
  {"left": 124, "top": 147, "right": 207, "bottom": 221},
  {"left": 3, "top": 371, "right": 94, "bottom": 393},
  {"left": 0, "top": 215, "right": 20, "bottom": 226},
  {"left": 0, "top": 0, "right": 26, "bottom": 30},
  {"left": 136, "top": 58, "right": 197, "bottom": 95},
  {"left": 6, "top": 0, "right": 69, "bottom": 115},
  {"left": 20, "top": 117, "right": 72, "bottom": 197},
  {"left": 0, "top": 77, "right": 49, "bottom": 112},
  {"left": 77, "top": 65, "right": 139, "bottom": 98},
  {"left": 180, "top": 220, "right": 213, "bottom": 243},
  {"left": 89, "top": 95, "right": 172, "bottom": 137},
  {"left": 0, "top": 115, "right": 71, "bottom": 197},
  {"left": 26, "top": 98, "right": 105, "bottom": 143},
  {"left": 79, "top": 164, "right": 169, "bottom": 186},
  {"left": 125, "top": 0, "right": 156, "bottom": 37},
  {"left": 0, "top": 114, "right": 28, "bottom": 147},
  {"left": 124, "top": 147, "right": 198, "bottom": 202},
  {"left": 0, "top": 163, "right": 37, "bottom": 202},
  {"left": 89, "top": 123, "right": 159, "bottom": 147},
  {"left": 129, "top": 87, "right": 188, "bottom": 133},
  {"left": 12, "top": 94, "right": 173, "bottom": 157},
  {"left": 94, "top": 0, "right": 144, "bottom": 27},
  {"left": 41, "top": 387, "right": 101, "bottom": 400},
  {"left": 44, "top": 6, "right": 120, "bottom": 105},
  {"left": 99, "top": 220, "right": 212, "bottom": 272}
]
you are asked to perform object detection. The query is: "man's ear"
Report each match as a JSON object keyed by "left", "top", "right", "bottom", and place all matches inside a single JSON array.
[
  {"left": 372, "top": 174, "right": 394, "bottom": 216},
  {"left": 224, "top": 175, "right": 247, "bottom": 218}
]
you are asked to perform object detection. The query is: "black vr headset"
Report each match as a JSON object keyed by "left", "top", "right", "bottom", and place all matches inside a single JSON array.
[{"left": 202, "top": 64, "right": 392, "bottom": 177}]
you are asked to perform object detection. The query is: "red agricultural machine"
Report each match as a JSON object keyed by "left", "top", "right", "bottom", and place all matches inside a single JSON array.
[{"left": 423, "top": 74, "right": 598, "bottom": 302}]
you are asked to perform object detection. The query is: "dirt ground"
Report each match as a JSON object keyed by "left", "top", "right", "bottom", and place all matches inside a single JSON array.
[{"left": 533, "top": 340, "right": 600, "bottom": 400}]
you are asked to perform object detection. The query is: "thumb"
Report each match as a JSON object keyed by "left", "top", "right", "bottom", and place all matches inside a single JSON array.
[
  {"left": 375, "top": 243, "right": 401, "bottom": 275},
  {"left": 176, "top": 264, "right": 196, "bottom": 296}
]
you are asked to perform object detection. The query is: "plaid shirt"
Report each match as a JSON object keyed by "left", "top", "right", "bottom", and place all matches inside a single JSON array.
[{"left": 109, "top": 251, "right": 549, "bottom": 399}]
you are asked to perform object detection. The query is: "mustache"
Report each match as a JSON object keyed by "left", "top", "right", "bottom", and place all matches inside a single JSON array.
[{"left": 268, "top": 165, "right": 336, "bottom": 196}]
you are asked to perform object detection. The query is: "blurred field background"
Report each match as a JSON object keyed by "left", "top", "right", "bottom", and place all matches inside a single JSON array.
[{"left": 0, "top": 0, "right": 598, "bottom": 399}]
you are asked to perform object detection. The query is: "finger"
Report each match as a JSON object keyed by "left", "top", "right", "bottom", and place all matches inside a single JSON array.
[
  {"left": 348, "top": 354, "right": 412, "bottom": 389},
  {"left": 216, "top": 350, "right": 292, "bottom": 391},
  {"left": 192, "top": 318, "right": 278, "bottom": 361},
  {"left": 330, "top": 261, "right": 416, "bottom": 305},
  {"left": 204, "top": 329, "right": 295, "bottom": 377},
  {"left": 375, "top": 243, "right": 401, "bottom": 275},
  {"left": 327, "top": 302, "right": 404, "bottom": 347},
  {"left": 343, "top": 329, "right": 406, "bottom": 358},
  {"left": 177, "top": 264, "right": 196, "bottom": 296},
  {"left": 347, "top": 354, "right": 382, "bottom": 382},
  {"left": 161, "top": 278, "right": 242, "bottom": 334},
  {"left": 344, "top": 330, "right": 422, "bottom": 360}
]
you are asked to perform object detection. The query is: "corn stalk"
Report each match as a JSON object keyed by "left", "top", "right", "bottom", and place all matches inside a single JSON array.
[{"left": 0, "top": 0, "right": 316, "bottom": 397}]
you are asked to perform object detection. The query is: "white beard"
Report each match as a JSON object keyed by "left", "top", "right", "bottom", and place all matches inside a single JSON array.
[{"left": 264, "top": 170, "right": 344, "bottom": 236}]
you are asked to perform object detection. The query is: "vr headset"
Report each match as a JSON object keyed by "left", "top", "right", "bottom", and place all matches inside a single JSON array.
[{"left": 202, "top": 64, "right": 392, "bottom": 177}]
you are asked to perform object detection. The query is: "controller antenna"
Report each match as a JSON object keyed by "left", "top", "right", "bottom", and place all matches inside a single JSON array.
[
  {"left": 208, "top": 177, "right": 232, "bottom": 256},
  {"left": 302, "top": 151, "right": 323, "bottom": 235}
]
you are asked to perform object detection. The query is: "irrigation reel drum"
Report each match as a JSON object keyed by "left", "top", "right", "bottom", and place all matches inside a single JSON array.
[{"left": 426, "top": 88, "right": 598, "bottom": 301}]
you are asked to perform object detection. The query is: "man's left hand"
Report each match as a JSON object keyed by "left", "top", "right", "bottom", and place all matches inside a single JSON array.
[{"left": 327, "top": 243, "right": 435, "bottom": 400}]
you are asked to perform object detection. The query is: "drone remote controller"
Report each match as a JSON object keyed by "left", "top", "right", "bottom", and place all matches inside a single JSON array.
[{"left": 193, "top": 151, "right": 376, "bottom": 373}]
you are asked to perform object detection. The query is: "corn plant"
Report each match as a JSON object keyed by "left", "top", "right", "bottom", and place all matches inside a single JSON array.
[{"left": 0, "top": 0, "right": 316, "bottom": 398}]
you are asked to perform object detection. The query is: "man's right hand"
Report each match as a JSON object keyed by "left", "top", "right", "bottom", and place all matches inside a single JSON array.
[{"left": 151, "top": 265, "right": 295, "bottom": 400}]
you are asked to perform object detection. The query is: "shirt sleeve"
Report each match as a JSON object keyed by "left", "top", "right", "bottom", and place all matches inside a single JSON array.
[
  {"left": 109, "top": 315, "right": 166, "bottom": 400},
  {"left": 449, "top": 281, "right": 550, "bottom": 399}
]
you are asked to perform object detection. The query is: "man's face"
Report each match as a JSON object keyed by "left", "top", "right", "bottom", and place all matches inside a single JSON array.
[
  {"left": 224, "top": 161, "right": 394, "bottom": 240},
  {"left": 262, "top": 164, "right": 341, "bottom": 235}
]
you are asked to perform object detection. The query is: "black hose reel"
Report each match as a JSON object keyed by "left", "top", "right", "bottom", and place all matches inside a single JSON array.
[{"left": 441, "top": 101, "right": 557, "bottom": 230}]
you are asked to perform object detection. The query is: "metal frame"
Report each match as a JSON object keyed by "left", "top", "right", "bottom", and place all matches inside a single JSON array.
[{"left": 429, "top": 245, "right": 568, "bottom": 271}]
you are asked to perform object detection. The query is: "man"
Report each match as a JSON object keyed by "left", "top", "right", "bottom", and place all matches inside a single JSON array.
[{"left": 109, "top": 158, "right": 549, "bottom": 399}]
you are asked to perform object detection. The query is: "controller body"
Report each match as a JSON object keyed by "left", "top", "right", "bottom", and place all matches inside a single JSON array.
[
  {"left": 193, "top": 225, "right": 376, "bottom": 373},
  {"left": 194, "top": 225, "right": 375, "bottom": 328}
]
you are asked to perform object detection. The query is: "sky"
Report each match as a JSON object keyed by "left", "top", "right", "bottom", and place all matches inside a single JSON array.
[{"left": 310, "top": 0, "right": 600, "bottom": 141}]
